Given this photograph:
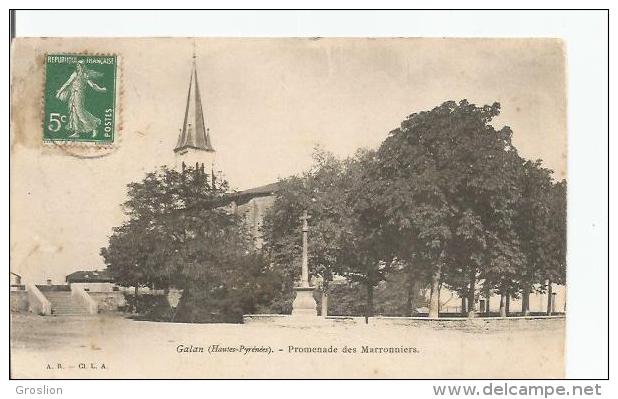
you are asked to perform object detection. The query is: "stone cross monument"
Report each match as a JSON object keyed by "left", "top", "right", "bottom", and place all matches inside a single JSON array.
[{"left": 291, "top": 210, "right": 318, "bottom": 316}]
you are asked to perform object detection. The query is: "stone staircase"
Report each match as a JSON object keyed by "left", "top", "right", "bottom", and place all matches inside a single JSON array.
[{"left": 43, "top": 291, "right": 91, "bottom": 316}]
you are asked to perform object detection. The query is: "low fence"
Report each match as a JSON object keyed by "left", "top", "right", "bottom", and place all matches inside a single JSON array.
[
  {"left": 243, "top": 314, "right": 565, "bottom": 331},
  {"left": 88, "top": 292, "right": 126, "bottom": 312},
  {"left": 371, "top": 315, "right": 565, "bottom": 332}
]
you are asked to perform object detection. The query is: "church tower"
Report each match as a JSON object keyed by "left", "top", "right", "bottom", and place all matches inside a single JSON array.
[{"left": 174, "top": 51, "right": 215, "bottom": 174}]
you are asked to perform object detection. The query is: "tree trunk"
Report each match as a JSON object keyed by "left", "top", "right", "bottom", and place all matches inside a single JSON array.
[
  {"left": 522, "top": 286, "right": 530, "bottom": 316},
  {"left": 505, "top": 293, "right": 510, "bottom": 316},
  {"left": 365, "top": 283, "right": 374, "bottom": 324},
  {"left": 546, "top": 280, "right": 553, "bottom": 315},
  {"left": 133, "top": 286, "right": 139, "bottom": 314},
  {"left": 406, "top": 283, "right": 414, "bottom": 317},
  {"left": 467, "top": 273, "right": 476, "bottom": 318},
  {"left": 406, "top": 272, "right": 418, "bottom": 317},
  {"left": 321, "top": 290, "right": 328, "bottom": 318},
  {"left": 482, "top": 287, "right": 491, "bottom": 314},
  {"left": 460, "top": 296, "right": 467, "bottom": 316},
  {"left": 428, "top": 263, "right": 442, "bottom": 318},
  {"left": 499, "top": 293, "right": 507, "bottom": 317}
]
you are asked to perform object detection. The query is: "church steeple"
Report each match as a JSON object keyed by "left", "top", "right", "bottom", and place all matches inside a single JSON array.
[
  {"left": 174, "top": 50, "right": 214, "bottom": 153},
  {"left": 174, "top": 48, "right": 216, "bottom": 174}
]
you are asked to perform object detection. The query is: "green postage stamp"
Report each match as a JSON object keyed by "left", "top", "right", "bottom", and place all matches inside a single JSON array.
[{"left": 43, "top": 54, "right": 118, "bottom": 143}]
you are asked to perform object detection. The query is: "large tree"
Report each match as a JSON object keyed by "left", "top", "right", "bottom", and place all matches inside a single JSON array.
[
  {"left": 101, "top": 165, "right": 275, "bottom": 322},
  {"left": 262, "top": 148, "right": 393, "bottom": 319},
  {"left": 102, "top": 166, "right": 228, "bottom": 289},
  {"left": 543, "top": 180, "right": 567, "bottom": 314},
  {"left": 262, "top": 149, "right": 352, "bottom": 314},
  {"left": 367, "top": 100, "right": 526, "bottom": 318},
  {"left": 512, "top": 160, "right": 557, "bottom": 315},
  {"left": 265, "top": 101, "right": 566, "bottom": 320}
]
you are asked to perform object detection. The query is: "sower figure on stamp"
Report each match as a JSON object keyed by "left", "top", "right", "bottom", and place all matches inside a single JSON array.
[{"left": 56, "top": 60, "right": 107, "bottom": 138}]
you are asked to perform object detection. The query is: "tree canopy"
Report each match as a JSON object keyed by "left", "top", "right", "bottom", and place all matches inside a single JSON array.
[
  {"left": 101, "top": 165, "right": 276, "bottom": 322},
  {"left": 262, "top": 100, "right": 566, "bottom": 318},
  {"left": 103, "top": 99, "right": 566, "bottom": 321}
]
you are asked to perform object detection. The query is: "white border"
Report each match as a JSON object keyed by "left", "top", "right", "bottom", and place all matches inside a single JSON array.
[{"left": 4, "top": 7, "right": 611, "bottom": 395}]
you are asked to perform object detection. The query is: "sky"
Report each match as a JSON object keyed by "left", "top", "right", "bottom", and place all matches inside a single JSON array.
[{"left": 10, "top": 38, "right": 566, "bottom": 283}]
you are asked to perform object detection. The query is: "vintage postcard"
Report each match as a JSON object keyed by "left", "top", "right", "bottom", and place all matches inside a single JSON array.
[{"left": 10, "top": 37, "right": 567, "bottom": 379}]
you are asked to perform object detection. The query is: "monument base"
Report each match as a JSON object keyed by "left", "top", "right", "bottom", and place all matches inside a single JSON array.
[
  {"left": 291, "top": 286, "right": 317, "bottom": 317},
  {"left": 242, "top": 286, "right": 321, "bottom": 325}
]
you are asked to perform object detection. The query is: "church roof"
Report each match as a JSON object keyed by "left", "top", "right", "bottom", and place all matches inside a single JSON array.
[
  {"left": 229, "top": 181, "right": 282, "bottom": 206},
  {"left": 235, "top": 182, "right": 282, "bottom": 196},
  {"left": 174, "top": 57, "right": 215, "bottom": 153}
]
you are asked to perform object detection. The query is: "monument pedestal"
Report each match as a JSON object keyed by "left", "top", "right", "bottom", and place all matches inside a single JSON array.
[{"left": 291, "top": 286, "right": 317, "bottom": 317}]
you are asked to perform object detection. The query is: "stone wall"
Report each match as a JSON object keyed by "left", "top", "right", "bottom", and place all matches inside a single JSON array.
[
  {"left": 243, "top": 314, "right": 289, "bottom": 324},
  {"left": 27, "top": 283, "right": 52, "bottom": 315},
  {"left": 71, "top": 282, "right": 114, "bottom": 293},
  {"left": 372, "top": 315, "right": 565, "bottom": 332},
  {"left": 88, "top": 292, "right": 126, "bottom": 312},
  {"left": 10, "top": 291, "right": 28, "bottom": 312},
  {"left": 243, "top": 314, "right": 365, "bottom": 326},
  {"left": 234, "top": 195, "right": 276, "bottom": 248},
  {"left": 243, "top": 314, "right": 565, "bottom": 332}
]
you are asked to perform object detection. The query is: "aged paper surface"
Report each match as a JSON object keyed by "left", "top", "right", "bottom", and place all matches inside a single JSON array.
[{"left": 10, "top": 38, "right": 566, "bottom": 379}]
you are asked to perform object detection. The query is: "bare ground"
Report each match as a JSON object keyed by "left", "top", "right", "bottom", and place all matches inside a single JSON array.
[{"left": 10, "top": 312, "right": 564, "bottom": 379}]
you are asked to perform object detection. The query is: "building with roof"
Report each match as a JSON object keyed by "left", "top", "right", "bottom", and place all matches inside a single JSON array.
[
  {"left": 10, "top": 271, "right": 24, "bottom": 291},
  {"left": 66, "top": 269, "right": 116, "bottom": 293},
  {"left": 229, "top": 182, "right": 281, "bottom": 248}
]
